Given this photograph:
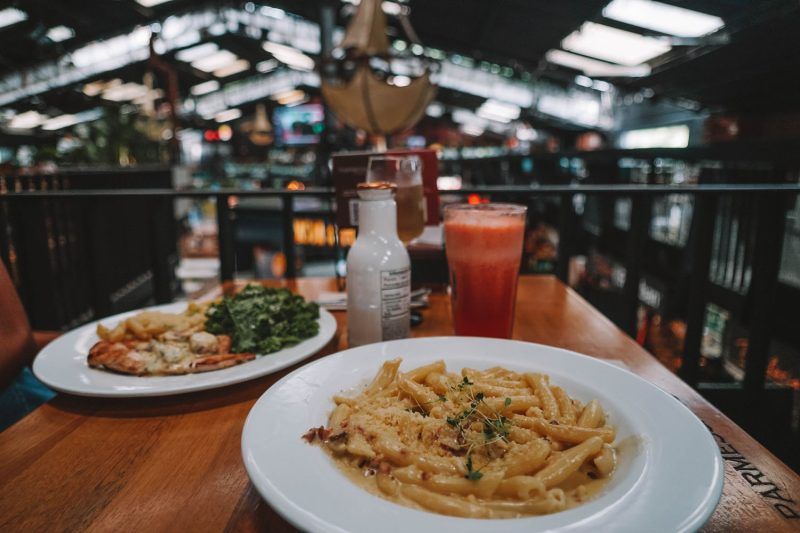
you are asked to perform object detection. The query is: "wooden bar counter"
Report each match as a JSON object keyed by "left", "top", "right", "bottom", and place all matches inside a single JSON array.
[{"left": 1, "top": 276, "right": 798, "bottom": 531}]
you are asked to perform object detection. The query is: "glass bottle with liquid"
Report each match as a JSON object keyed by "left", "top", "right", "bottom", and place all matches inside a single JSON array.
[
  {"left": 347, "top": 182, "right": 411, "bottom": 347},
  {"left": 366, "top": 155, "right": 425, "bottom": 243}
]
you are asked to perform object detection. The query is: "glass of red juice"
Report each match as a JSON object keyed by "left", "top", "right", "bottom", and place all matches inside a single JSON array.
[{"left": 444, "top": 203, "right": 527, "bottom": 338}]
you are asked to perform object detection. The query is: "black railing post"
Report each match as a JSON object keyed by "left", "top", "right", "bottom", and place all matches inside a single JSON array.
[
  {"left": 555, "top": 193, "right": 574, "bottom": 283},
  {"left": 87, "top": 197, "right": 112, "bottom": 318},
  {"left": 743, "top": 191, "right": 787, "bottom": 396},
  {"left": 283, "top": 194, "right": 297, "bottom": 278},
  {"left": 622, "top": 195, "right": 652, "bottom": 338},
  {"left": 216, "top": 195, "right": 234, "bottom": 283},
  {"left": 150, "top": 196, "right": 174, "bottom": 304},
  {"left": 679, "top": 193, "right": 718, "bottom": 387}
]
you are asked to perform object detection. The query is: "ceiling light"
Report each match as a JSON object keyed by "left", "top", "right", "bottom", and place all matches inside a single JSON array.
[
  {"left": 214, "top": 59, "right": 250, "bottom": 77},
  {"left": 460, "top": 124, "right": 485, "bottom": 137},
  {"left": 0, "top": 8, "right": 27, "bottom": 29},
  {"left": 214, "top": 108, "right": 242, "bottom": 122},
  {"left": 175, "top": 42, "right": 219, "bottom": 63},
  {"left": 190, "top": 80, "right": 220, "bottom": 96},
  {"left": 102, "top": 82, "right": 149, "bottom": 102},
  {"left": 42, "top": 115, "right": 78, "bottom": 131},
  {"left": 83, "top": 79, "right": 122, "bottom": 97},
  {"left": 381, "top": 2, "right": 402, "bottom": 16},
  {"left": 8, "top": 111, "right": 48, "bottom": 129},
  {"left": 546, "top": 49, "right": 651, "bottom": 77},
  {"left": 478, "top": 99, "right": 521, "bottom": 120},
  {"left": 562, "top": 22, "right": 670, "bottom": 66},
  {"left": 477, "top": 99, "right": 521, "bottom": 123},
  {"left": 41, "top": 108, "right": 103, "bottom": 131},
  {"left": 452, "top": 109, "right": 484, "bottom": 126},
  {"left": 263, "top": 42, "right": 315, "bottom": 71},
  {"left": 256, "top": 59, "right": 279, "bottom": 73},
  {"left": 476, "top": 110, "right": 512, "bottom": 124},
  {"left": 603, "top": 0, "right": 724, "bottom": 38},
  {"left": 135, "top": 0, "right": 174, "bottom": 7},
  {"left": 260, "top": 6, "right": 285, "bottom": 18},
  {"left": 46, "top": 26, "right": 75, "bottom": 43},
  {"left": 426, "top": 102, "right": 444, "bottom": 118},
  {"left": 191, "top": 50, "right": 238, "bottom": 72},
  {"left": 391, "top": 75, "right": 411, "bottom": 87}
]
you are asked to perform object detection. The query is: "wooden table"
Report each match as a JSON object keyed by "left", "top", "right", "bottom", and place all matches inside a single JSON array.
[{"left": 1, "top": 276, "right": 799, "bottom": 532}]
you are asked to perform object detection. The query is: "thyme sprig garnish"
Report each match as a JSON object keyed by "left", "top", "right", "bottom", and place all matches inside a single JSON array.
[
  {"left": 465, "top": 452, "right": 484, "bottom": 480},
  {"left": 440, "top": 378, "right": 515, "bottom": 480}
]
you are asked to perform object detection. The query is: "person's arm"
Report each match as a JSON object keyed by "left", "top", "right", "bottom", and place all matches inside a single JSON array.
[{"left": 0, "top": 261, "right": 36, "bottom": 390}]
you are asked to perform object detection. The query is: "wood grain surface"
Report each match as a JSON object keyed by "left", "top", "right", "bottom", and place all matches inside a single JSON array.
[{"left": 1, "top": 276, "right": 798, "bottom": 532}]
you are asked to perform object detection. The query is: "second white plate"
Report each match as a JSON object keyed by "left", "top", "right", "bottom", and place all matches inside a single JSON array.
[
  {"left": 33, "top": 302, "right": 337, "bottom": 397},
  {"left": 242, "top": 337, "right": 723, "bottom": 533}
]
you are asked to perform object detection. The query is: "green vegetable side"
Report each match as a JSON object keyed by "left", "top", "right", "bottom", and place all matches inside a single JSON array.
[{"left": 205, "top": 285, "right": 320, "bottom": 354}]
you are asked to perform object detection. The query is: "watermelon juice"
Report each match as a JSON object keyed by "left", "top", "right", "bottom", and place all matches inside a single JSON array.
[{"left": 443, "top": 204, "right": 527, "bottom": 338}]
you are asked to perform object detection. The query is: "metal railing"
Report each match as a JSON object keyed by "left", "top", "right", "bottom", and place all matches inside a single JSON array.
[{"left": 2, "top": 182, "right": 800, "bottom": 397}]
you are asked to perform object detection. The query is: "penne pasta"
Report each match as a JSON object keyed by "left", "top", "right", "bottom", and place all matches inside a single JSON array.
[
  {"left": 500, "top": 438, "right": 551, "bottom": 477},
  {"left": 532, "top": 436, "right": 604, "bottom": 488},
  {"left": 308, "top": 359, "right": 618, "bottom": 519},
  {"left": 401, "top": 483, "right": 493, "bottom": 518},
  {"left": 512, "top": 415, "right": 616, "bottom": 444},
  {"left": 483, "top": 488, "right": 567, "bottom": 515},
  {"left": 552, "top": 386, "right": 577, "bottom": 425},
  {"left": 365, "top": 358, "right": 402, "bottom": 395},
  {"left": 398, "top": 376, "right": 439, "bottom": 411},
  {"left": 577, "top": 399, "right": 605, "bottom": 428},
  {"left": 478, "top": 395, "right": 540, "bottom": 416},
  {"left": 423, "top": 372, "right": 451, "bottom": 395},
  {"left": 393, "top": 465, "right": 505, "bottom": 498},
  {"left": 525, "top": 373, "right": 560, "bottom": 420},
  {"left": 496, "top": 475, "right": 547, "bottom": 499},
  {"left": 594, "top": 443, "right": 617, "bottom": 477},
  {"left": 404, "top": 360, "right": 446, "bottom": 382},
  {"left": 507, "top": 425, "right": 540, "bottom": 444}
]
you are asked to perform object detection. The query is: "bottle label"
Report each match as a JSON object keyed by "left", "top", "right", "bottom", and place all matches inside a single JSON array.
[{"left": 380, "top": 267, "right": 410, "bottom": 340}]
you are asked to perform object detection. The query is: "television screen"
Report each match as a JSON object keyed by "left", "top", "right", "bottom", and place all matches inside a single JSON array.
[{"left": 273, "top": 103, "right": 325, "bottom": 145}]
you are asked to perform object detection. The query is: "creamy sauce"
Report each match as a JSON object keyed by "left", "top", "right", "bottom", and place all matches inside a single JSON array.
[{"left": 324, "top": 447, "right": 613, "bottom": 519}]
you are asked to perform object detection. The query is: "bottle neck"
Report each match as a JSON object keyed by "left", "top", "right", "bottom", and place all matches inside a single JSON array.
[{"left": 359, "top": 198, "right": 398, "bottom": 238}]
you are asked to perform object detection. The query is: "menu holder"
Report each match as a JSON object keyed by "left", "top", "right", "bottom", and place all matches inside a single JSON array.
[{"left": 331, "top": 148, "right": 440, "bottom": 228}]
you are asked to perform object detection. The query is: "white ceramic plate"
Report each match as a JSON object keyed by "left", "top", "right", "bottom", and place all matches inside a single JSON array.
[
  {"left": 32, "top": 302, "right": 337, "bottom": 397},
  {"left": 242, "top": 337, "right": 723, "bottom": 533}
]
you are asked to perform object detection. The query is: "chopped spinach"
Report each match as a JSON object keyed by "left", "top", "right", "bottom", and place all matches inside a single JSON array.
[{"left": 205, "top": 284, "right": 320, "bottom": 354}]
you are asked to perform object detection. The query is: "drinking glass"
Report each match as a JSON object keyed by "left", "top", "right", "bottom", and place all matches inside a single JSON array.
[
  {"left": 366, "top": 155, "right": 425, "bottom": 244},
  {"left": 444, "top": 203, "right": 527, "bottom": 338}
]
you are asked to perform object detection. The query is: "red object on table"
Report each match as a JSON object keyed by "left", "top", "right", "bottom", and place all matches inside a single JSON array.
[{"left": 444, "top": 208, "right": 526, "bottom": 338}]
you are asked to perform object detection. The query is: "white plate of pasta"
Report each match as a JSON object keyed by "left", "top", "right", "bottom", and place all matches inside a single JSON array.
[{"left": 241, "top": 337, "right": 723, "bottom": 533}]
